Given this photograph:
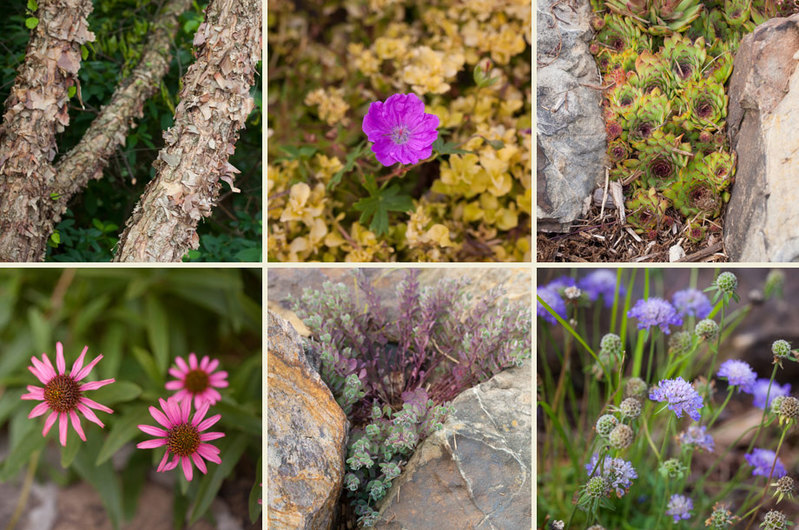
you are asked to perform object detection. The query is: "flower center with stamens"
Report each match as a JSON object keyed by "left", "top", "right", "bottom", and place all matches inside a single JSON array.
[
  {"left": 390, "top": 125, "right": 410, "bottom": 145},
  {"left": 167, "top": 423, "right": 201, "bottom": 457},
  {"left": 44, "top": 374, "right": 81, "bottom": 413},
  {"left": 184, "top": 369, "right": 210, "bottom": 394}
]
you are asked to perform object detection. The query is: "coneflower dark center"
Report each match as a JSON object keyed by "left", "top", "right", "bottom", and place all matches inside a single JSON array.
[
  {"left": 185, "top": 369, "right": 210, "bottom": 394},
  {"left": 44, "top": 374, "right": 81, "bottom": 413},
  {"left": 167, "top": 423, "right": 201, "bottom": 457}
]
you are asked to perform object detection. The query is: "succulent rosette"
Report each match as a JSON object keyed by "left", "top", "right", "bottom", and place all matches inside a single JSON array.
[
  {"left": 684, "top": 218, "right": 706, "bottom": 242},
  {"left": 723, "top": 0, "right": 751, "bottom": 26},
  {"left": 695, "top": 151, "right": 736, "bottom": 191},
  {"left": 629, "top": 52, "right": 674, "bottom": 97},
  {"left": 674, "top": 78, "right": 728, "bottom": 131},
  {"left": 608, "top": 84, "right": 643, "bottom": 122},
  {"left": 663, "top": 34, "right": 707, "bottom": 84},
  {"left": 664, "top": 169, "right": 723, "bottom": 218},
  {"left": 608, "top": 138, "right": 633, "bottom": 164},
  {"left": 627, "top": 89, "right": 673, "bottom": 148},
  {"left": 637, "top": 131, "right": 692, "bottom": 189},
  {"left": 626, "top": 187, "right": 673, "bottom": 236},
  {"left": 605, "top": 0, "right": 703, "bottom": 34}
]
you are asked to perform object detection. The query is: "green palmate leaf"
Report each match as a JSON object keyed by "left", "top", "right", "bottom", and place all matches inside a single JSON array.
[
  {"left": 145, "top": 295, "right": 170, "bottom": 374},
  {"left": 215, "top": 397, "right": 262, "bottom": 436},
  {"left": 132, "top": 346, "right": 163, "bottom": 385},
  {"left": 90, "top": 381, "right": 142, "bottom": 407},
  {"left": 431, "top": 138, "right": 472, "bottom": 156},
  {"left": 249, "top": 457, "right": 263, "bottom": 523},
  {"left": 353, "top": 176, "right": 414, "bottom": 236},
  {"left": 73, "top": 435, "right": 123, "bottom": 530},
  {"left": 96, "top": 407, "right": 151, "bottom": 465},
  {"left": 189, "top": 433, "right": 249, "bottom": 525}
]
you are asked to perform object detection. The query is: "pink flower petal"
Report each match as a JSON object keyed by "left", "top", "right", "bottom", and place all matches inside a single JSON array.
[
  {"left": 69, "top": 410, "right": 86, "bottom": 441},
  {"left": 148, "top": 405, "right": 172, "bottom": 429},
  {"left": 21, "top": 386, "right": 44, "bottom": 400},
  {"left": 137, "top": 439, "right": 167, "bottom": 449},
  {"left": 206, "top": 359, "right": 219, "bottom": 372},
  {"left": 41, "top": 353, "right": 57, "bottom": 376},
  {"left": 69, "top": 345, "right": 90, "bottom": 378},
  {"left": 192, "top": 402, "right": 210, "bottom": 426},
  {"left": 43, "top": 411, "right": 58, "bottom": 436},
  {"left": 28, "top": 401, "right": 51, "bottom": 418},
  {"left": 188, "top": 353, "right": 198, "bottom": 370},
  {"left": 79, "top": 379, "right": 115, "bottom": 391},
  {"left": 164, "top": 455, "right": 180, "bottom": 471},
  {"left": 197, "top": 444, "right": 221, "bottom": 463},
  {"left": 163, "top": 399, "right": 181, "bottom": 425},
  {"left": 59, "top": 412, "right": 68, "bottom": 446},
  {"left": 197, "top": 414, "right": 221, "bottom": 432},
  {"left": 77, "top": 403, "right": 105, "bottom": 428},
  {"left": 138, "top": 424, "right": 168, "bottom": 437},
  {"left": 79, "top": 397, "right": 113, "bottom": 415},
  {"left": 168, "top": 366, "right": 186, "bottom": 379},
  {"left": 30, "top": 356, "right": 54, "bottom": 383},
  {"left": 181, "top": 456, "right": 194, "bottom": 481},
  {"left": 191, "top": 452, "right": 208, "bottom": 474},
  {"left": 74, "top": 354, "right": 103, "bottom": 381},
  {"left": 175, "top": 356, "right": 189, "bottom": 373},
  {"left": 156, "top": 451, "right": 171, "bottom": 472},
  {"left": 55, "top": 342, "right": 66, "bottom": 374},
  {"left": 200, "top": 356, "right": 210, "bottom": 370},
  {"left": 165, "top": 380, "right": 184, "bottom": 390},
  {"left": 179, "top": 396, "right": 192, "bottom": 423},
  {"left": 199, "top": 431, "right": 225, "bottom": 442},
  {"left": 204, "top": 389, "right": 222, "bottom": 404}
]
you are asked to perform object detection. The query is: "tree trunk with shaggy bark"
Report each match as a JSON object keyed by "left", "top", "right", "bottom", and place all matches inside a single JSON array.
[
  {"left": 114, "top": 0, "right": 261, "bottom": 262},
  {"left": 0, "top": 0, "right": 196, "bottom": 261}
]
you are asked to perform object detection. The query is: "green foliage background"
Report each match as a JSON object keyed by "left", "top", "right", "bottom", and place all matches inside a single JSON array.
[
  {"left": 0, "top": 0, "right": 262, "bottom": 262},
  {"left": 0, "top": 268, "right": 262, "bottom": 527}
]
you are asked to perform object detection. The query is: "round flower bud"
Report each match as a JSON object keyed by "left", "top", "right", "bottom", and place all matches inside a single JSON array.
[
  {"left": 705, "top": 503, "right": 739, "bottom": 529},
  {"left": 586, "top": 476, "right": 608, "bottom": 498},
  {"left": 771, "top": 396, "right": 786, "bottom": 415},
  {"left": 669, "top": 331, "right": 693, "bottom": 356},
  {"left": 609, "top": 424, "right": 634, "bottom": 449},
  {"left": 600, "top": 333, "right": 623, "bottom": 358},
  {"left": 659, "top": 458, "right": 687, "bottom": 480},
  {"left": 620, "top": 397, "right": 642, "bottom": 420},
  {"left": 773, "top": 476, "right": 796, "bottom": 499},
  {"left": 596, "top": 414, "right": 618, "bottom": 437},
  {"left": 715, "top": 272, "right": 738, "bottom": 295},
  {"left": 625, "top": 377, "right": 648, "bottom": 398},
  {"left": 761, "top": 510, "right": 787, "bottom": 530},
  {"left": 695, "top": 319, "right": 720, "bottom": 341},
  {"left": 772, "top": 339, "right": 792, "bottom": 358}
]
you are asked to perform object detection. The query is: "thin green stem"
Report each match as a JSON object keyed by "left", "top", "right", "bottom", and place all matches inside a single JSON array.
[{"left": 707, "top": 387, "right": 734, "bottom": 429}]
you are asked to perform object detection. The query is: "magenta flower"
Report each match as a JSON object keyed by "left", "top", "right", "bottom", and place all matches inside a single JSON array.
[
  {"left": 166, "top": 353, "right": 228, "bottom": 408},
  {"left": 362, "top": 93, "right": 439, "bottom": 166},
  {"left": 137, "top": 397, "right": 224, "bottom": 481},
  {"left": 21, "top": 342, "right": 115, "bottom": 447}
]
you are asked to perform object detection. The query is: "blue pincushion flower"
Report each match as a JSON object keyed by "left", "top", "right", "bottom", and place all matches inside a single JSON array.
[
  {"left": 649, "top": 377, "right": 704, "bottom": 420},
  {"left": 753, "top": 379, "right": 792, "bottom": 410},
  {"left": 584, "top": 453, "right": 638, "bottom": 497},
  {"left": 362, "top": 93, "right": 439, "bottom": 166},
  {"left": 677, "top": 425, "right": 715, "bottom": 452},
  {"left": 666, "top": 494, "right": 693, "bottom": 523},
  {"left": 745, "top": 448, "right": 787, "bottom": 478},
  {"left": 537, "top": 286, "right": 566, "bottom": 325},
  {"left": 547, "top": 276, "right": 577, "bottom": 291},
  {"left": 627, "top": 297, "right": 683, "bottom": 334},
  {"left": 579, "top": 270, "right": 623, "bottom": 307},
  {"left": 672, "top": 288, "right": 713, "bottom": 319},
  {"left": 717, "top": 359, "right": 757, "bottom": 394}
]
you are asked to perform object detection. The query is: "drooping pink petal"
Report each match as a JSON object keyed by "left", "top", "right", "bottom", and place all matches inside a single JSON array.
[
  {"left": 69, "top": 410, "right": 86, "bottom": 441},
  {"left": 30, "top": 356, "right": 55, "bottom": 383},
  {"left": 138, "top": 424, "right": 168, "bottom": 437},
  {"left": 137, "top": 438, "right": 168, "bottom": 449},
  {"left": 157, "top": 451, "right": 171, "bottom": 472},
  {"left": 79, "top": 397, "right": 113, "bottom": 415},
  {"left": 28, "top": 401, "right": 51, "bottom": 418},
  {"left": 41, "top": 353, "right": 57, "bottom": 377},
  {"left": 205, "top": 389, "right": 223, "bottom": 404},
  {"left": 77, "top": 403, "right": 105, "bottom": 428},
  {"left": 69, "top": 345, "right": 90, "bottom": 378},
  {"left": 199, "top": 431, "right": 225, "bottom": 442},
  {"left": 197, "top": 444, "right": 222, "bottom": 463},
  {"left": 192, "top": 402, "right": 211, "bottom": 426},
  {"left": 164, "top": 455, "right": 180, "bottom": 471},
  {"left": 163, "top": 398, "right": 181, "bottom": 425},
  {"left": 148, "top": 405, "right": 172, "bottom": 429},
  {"left": 191, "top": 452, "right": 208, "bottom": 474},
  {"left": 79, "top": 379, "right": 115, "bottom": 391},
  {"left": 59, "top": 412, "right": 68, "bottom": 446},
  {"left": 21, "top": 386, "right": 45, "bottom": 400},
  {"left": 55, "top": 342, "right": 66, "bottom": 374},
  {"left": 181, "top": 456, "right": 194, "bottom": 481},
  {"left": 197, "top": 413, "right": 222, "bottom": 432},
  {"left": 43, "top": 411, "right": 58, "bottom": 436},
  {"left": 74, "top": 354, "right": 104, "bottom": 381}
]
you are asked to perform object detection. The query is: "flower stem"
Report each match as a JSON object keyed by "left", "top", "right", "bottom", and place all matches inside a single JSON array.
[{"left": 743, "top": 425, "right": 789, "bottom": 530}]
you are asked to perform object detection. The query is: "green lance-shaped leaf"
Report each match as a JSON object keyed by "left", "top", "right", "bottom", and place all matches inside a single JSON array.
[
  {"left": 663, "top": 33, "right": 707, "bottom": 84},
  {"left": 664, "top": 168, "right": 723, "bottom": 218},
  {"left": 674, "top": 78, "right": 727, "bottom": 131},
  {"left": 636, "top": 130, "right": 693, "bottom": 189},
  {"left": 723, "top": 0, "right": 751, "bottom": 26},
  {"left": 626, "top": 187, "right": 673, "bottom": 236}
]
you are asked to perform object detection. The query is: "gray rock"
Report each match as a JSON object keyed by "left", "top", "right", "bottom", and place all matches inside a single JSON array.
[
  {"left": 723, "top": 15, "right": 799, "bottom": 262},
  {"left": 266, "top": 311, "right": 348, "bottom": 530},
  {"left": 374, "top": 362, "right": 532, "bottom": 530},
  {"left": 537, "top": 0, "right": 607, "bottom": 232}
]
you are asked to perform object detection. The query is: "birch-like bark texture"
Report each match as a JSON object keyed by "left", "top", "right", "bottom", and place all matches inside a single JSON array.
[
  {"left": 0, "top": 0, "right": 193, "bottom": 262},
  {"left": 0, "top": 0, "right": 94, "bottom": 262},
  {"left": 114, "top": 0, "right": 261, "bottom": 262}
]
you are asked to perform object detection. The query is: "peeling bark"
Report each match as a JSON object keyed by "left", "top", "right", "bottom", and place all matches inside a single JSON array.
[
  {"left": 0, "top": 0, "right": 94, "bottom": 262},
  {"left": 0, "top": 0, "right": 193, "bottom": 262},
  {"left": 114, "top": 0, "right": 262, "bottom": 262}
]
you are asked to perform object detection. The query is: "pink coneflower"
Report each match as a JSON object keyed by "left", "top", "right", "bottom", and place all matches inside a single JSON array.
[
  {"left": 21, "top": 342, "right": 115, "bottom": 447},
  {"left": 165, "top": 353, "right": 228, "bottom": 408},
  {"left": 137, "top": 397, "right": 224, "bottom": 481}
]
